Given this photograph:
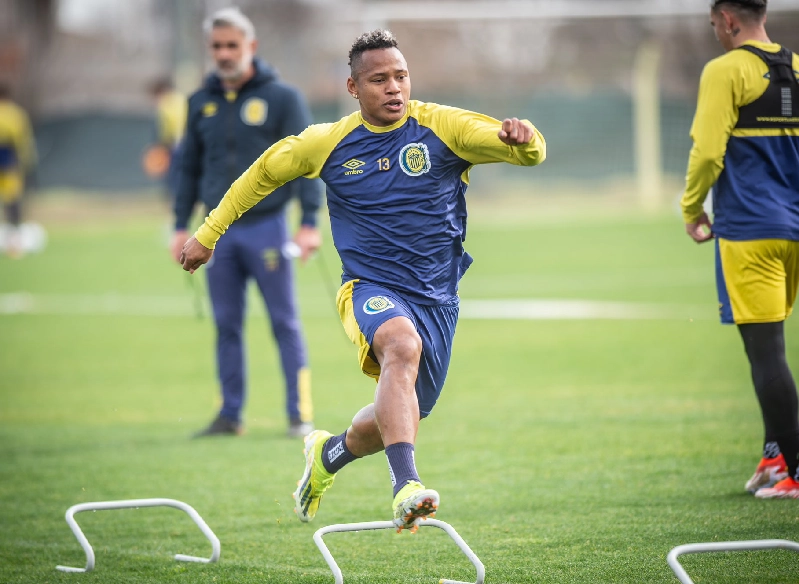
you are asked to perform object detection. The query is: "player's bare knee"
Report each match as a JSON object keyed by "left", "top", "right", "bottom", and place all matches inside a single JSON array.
[
  {"left": 382, "top": 332, "right": 422, "bottom": 370},
  {"left": 373, "top": 317, "right": 422, "bottom": 367}
]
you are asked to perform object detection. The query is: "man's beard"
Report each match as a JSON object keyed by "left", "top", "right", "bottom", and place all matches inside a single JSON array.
[{"left": 217, "top": 59, "right": 247, "bottom": 81}]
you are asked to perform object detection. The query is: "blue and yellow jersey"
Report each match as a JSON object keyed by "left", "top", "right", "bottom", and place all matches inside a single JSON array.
[
  {"left": 176, "top": 59, "right": 322, "bottom": 230},
  {"left": 681, "top": 41, "right": 799, "bottom": 240},
  {"left": 0, "top": 99, "right": 36, "bottom": 172},
  {"left": 195, "top": 100, "right": 545, "bottom": 304}
]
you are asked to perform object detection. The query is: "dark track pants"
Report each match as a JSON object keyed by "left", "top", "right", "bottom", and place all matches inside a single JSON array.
[{"left": 205, "top": 211, "right": 309, "bottom": 423}]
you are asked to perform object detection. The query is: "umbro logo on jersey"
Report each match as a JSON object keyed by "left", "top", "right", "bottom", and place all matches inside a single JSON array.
[
  {"left": 202, "top": 102, "right": 218, "bottom": 117},
  {"left": 363, "top": 296, "right": 394, "bottom": 315},
  {"left": 399, "top": 142, "right": 431, "bottom": 176},
  {"left": 342, "top": 158, "right": 366, "bottom": 175}
]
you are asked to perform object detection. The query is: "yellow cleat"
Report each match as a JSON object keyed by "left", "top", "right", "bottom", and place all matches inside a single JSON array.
[
  {"left": 292, "top": 430, "right": 335, "bottom": 522},
  {"left": 392, "top": 480, "right": 439, "bottom": 532}
]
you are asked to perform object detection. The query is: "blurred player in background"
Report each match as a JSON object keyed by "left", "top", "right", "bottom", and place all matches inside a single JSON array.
[
  {"left": 179, "top": 30, "right": 546, "bottom": 530},
  {"left": 681, "top": 0, "right": 799, "bottom": 498},
  {"left": 172, "top": 7, "right": 323, "bottom": 438},
  {"left": 145, "top": 77, "right": 186, "bottom": 199},
  {"left": 0, "top": 83, "right": 37, "bottom": 259}
]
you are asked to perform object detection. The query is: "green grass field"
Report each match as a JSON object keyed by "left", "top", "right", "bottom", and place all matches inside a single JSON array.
[{"left": 1, "top": 193, "right": 798, "bottom": 583}]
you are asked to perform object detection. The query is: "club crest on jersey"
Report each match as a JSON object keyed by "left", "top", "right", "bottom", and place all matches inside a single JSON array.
[
  {"left": 363, "top": 296, "right": 395, "bottom": 315},
  {"left": 241, "top": 97, "right": 268, "bottom": 126},
  {"left": 399, "top": 142, "right": 431, "bottom": 176}
]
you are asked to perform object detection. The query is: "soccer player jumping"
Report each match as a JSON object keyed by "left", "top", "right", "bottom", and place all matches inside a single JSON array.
[
  {"left": 180, "top": 30, "right": 546, "bottom": 530},
  {"left": 682, "top": 0, "right": 799, "bottom": 498}
]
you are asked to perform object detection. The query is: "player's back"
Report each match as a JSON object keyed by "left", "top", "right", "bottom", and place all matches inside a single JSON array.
[{"left": 708, "top": 41, "right": 799, "bottom": 241}]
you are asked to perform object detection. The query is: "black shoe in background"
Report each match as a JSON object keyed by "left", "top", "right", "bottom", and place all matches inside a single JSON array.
[{"left": 193, "top": 415, "right": 242, "bottom": 438}]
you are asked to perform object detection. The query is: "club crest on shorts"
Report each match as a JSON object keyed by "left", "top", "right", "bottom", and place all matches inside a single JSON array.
[
  {"left": 363, "top": 296, "right": 395, "bottom": 315},
  {"left": 399, "top": 142, "right": 431, "bottom": 176},
  {"left": 241, "top": 97, "right": 268, "bottom": 126}
]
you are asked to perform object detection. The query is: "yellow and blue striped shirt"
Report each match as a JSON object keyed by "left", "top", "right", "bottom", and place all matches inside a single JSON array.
[
  {"left": 196, "top": 100, "right": 546, "bottom": 303},
  {"left": 682, "top": 41, "right": 799, "bottom": 240}
]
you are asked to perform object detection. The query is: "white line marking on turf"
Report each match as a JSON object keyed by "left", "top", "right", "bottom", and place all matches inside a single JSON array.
[
  {"left": 0, "top": 293, "right": 714, "bottom": 320},
  {"left": 461, "top": 299, "right": 712, "bottom": 320}
]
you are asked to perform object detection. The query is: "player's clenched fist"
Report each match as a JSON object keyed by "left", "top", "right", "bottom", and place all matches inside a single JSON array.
[
  {"left": 498, "top": 117, "right": 534, "bottom": 145},
  {"left": 180, "top": 236, "right": 214, "bottom": 274}
]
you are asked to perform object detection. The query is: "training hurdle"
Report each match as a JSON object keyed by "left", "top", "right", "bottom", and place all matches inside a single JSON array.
[
  {"left": 667, "top": 539, "right": 799, "bottom": 584},
  {"left": 56, "top": 498, "right": 220, "bottom": 573},
  {"left": 313, "top": 519, "right": 485, "bottom": 584}
]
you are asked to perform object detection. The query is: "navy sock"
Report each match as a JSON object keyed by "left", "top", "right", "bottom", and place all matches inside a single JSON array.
[
  {"left": 385, "top": 442, "right": 421, "bottom": 497},
  {"left": 321, "top": 431, "right": 358, "bottom": 474}
]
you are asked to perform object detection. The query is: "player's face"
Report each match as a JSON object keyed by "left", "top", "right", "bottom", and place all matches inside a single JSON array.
[
  {"left": 348, "top": 47, "right": 411, "bottom": 127},
  {"left": 209, "top": 25, "right": 255, "bottom": 82}
]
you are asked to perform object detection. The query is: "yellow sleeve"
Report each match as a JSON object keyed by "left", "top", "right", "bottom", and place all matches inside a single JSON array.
[
  {"left": 680, "top": 58, "right": 738, "bottom": 224},
  {"left": 413, "top": 102, "right": 546, "bottom": 167},
  {"left": 194, "top": 114, "right": 360, "bottom": 248}
]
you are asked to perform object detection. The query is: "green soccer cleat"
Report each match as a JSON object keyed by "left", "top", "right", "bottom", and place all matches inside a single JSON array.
[
  {"left": 392, "top": 480, "right": 439, "bottom": 533},
  {"left": 293, "top": 430, "right": 335, "bottom": 522}
]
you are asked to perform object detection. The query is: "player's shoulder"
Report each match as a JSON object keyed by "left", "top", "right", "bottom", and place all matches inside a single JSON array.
[
  {"left": 278, "top": 111, "right": 363, "bottom": 172},
  {"left": 300, "top": 111, "right": 360, "bottom": 137},
  {"left": 409, "top": 100, "right": 467, "bottom": 122},
  {"left": 704, "top": 42, "right": 784, "bottom": 75},
  {"left": 292, "top": 111, "right": 363, "bottom": 158},
  {"left": 703, "top": 51, "right": 740, "bottom": 76},
  {"left": 409, "top": 100, "right": 487, "bottom": 135},
  {"left": 409, "top": 100, "right": 498, "bottom": 138}
]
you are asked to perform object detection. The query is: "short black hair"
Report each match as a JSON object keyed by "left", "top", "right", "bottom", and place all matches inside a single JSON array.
[
  {"left": 348, "top": 29, "right": 399, "bottom": 78},
  {"left": 711, "top": 0, "right": 767, "bottom": 21}
]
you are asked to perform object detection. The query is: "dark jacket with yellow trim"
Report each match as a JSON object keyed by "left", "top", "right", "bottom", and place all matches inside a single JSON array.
[{"left": 174, "top": 58, "right": 322, "bottom": 229}]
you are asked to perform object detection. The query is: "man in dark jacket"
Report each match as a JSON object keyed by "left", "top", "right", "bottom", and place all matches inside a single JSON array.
[{"left": 171, "top": 7, "right": 322, "bottom": 438}]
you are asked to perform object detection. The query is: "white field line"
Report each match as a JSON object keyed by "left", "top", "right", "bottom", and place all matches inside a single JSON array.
[
  {"left": 461, "top": 299, "right": 713, "bottom": 320},
  {"left": 0, "top": 292, "right": 714, "bottom": 321}
]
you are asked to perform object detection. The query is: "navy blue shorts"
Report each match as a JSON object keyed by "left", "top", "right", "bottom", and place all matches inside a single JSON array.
[{"left": 336, "top": 279, "right": 459, "bottom": 417}]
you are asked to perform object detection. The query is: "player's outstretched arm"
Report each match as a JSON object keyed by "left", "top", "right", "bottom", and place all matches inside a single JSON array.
[
  {"left": 180, "top": 236, "right": 213, "bottom": 273},
  {"left": 497, "top": 118, "right": 534, "bottom": 145}
]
